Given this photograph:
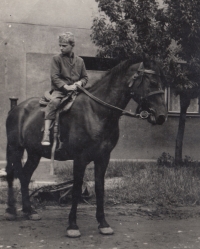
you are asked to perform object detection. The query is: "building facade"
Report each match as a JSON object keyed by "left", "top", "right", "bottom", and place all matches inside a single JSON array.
[{"left": 0, "top": 0, "right": 199, "bottom": 162}]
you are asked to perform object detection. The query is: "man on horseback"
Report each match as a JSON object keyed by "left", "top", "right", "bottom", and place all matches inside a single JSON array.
[{"left": 41, "top": 32, "right": 88, "bottom": 146}]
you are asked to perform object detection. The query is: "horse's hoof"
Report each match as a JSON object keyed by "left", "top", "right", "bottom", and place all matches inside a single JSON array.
[
  {"left": 99, "top": 227, "right": 114, "bottom": 235},
  {"left": 66, "top": 229, "right": 81, "bottom": 238},
  {"left": 5, "top": 212, "right": 17, "bottom": 221},
  {"left": 22, "top": 210, "right": 41, "bottom": 220},
  {"left": 27, "top": 212, "right": 41, "bottom": 221}
]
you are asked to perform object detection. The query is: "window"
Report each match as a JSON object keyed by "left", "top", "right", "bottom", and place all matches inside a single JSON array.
[
  {"left": 80, "top": 56, "right": 117, "bottom": 71},
  {"left": 167, "top": 88, "right": 199, "bottom": 115}
]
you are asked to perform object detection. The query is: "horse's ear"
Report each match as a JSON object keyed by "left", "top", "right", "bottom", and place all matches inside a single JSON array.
[{"left": 142, "top": 53, "right": 151, "bottom": 68}]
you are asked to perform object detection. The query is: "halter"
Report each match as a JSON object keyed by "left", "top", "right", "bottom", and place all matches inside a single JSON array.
[
  {"left": 77, "top": 62, "right": 164, "bottom": 119},
  {"left": 130, "top": 62, "right": 164, "bottom": 111}
]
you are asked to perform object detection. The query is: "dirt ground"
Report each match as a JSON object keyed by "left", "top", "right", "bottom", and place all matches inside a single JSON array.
[{"left": 1, "top": 203, "right": 200, "bottom": 249}]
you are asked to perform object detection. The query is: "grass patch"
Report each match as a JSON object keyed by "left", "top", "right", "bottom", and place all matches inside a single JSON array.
[
  {"left": 2, "top": 160, "right": 200, "bottom": 208},
  {"left": 55, "top": 160, "right": 200, "bottom": 207},
  {"left": 106, "top": 164, "right": 200, "bottom": 206},
  {"left": 0, "top": 188, "right": 7, "bottom": 204},
  {"left": 0, "top": 187, "right": 21, "bottom": 205},
  {"left": 54, "top": 160, "right": 155, "bottom": 181}
]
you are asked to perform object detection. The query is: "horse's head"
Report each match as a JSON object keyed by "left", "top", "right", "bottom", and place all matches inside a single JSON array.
[{"left": 126, "top": 57, "right": 167, "bottom": 125}]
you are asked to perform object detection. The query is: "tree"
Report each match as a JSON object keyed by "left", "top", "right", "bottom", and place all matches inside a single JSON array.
[
  {"left": 91, "top": 0, "right": 200, "bottom": 164},
  {"left": 91, "top": 0, "right": 171, "bottom": 60},
  {"left": 163, "top": 0, "right": 200, "bottom": 164}
]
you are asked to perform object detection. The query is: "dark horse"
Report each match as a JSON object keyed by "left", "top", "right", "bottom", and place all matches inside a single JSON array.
[{"left": 5, "top": 55, "right": 167, "bottom": 237}]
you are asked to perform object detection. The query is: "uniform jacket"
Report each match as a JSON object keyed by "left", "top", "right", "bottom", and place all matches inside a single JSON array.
[{"left": 50, "top": 53, "right": 88, "bottom": 90}]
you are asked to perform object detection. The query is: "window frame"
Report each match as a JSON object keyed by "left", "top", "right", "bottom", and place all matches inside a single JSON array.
[{"left": 166, "top": 87, "right": 200, "bottom": 117}]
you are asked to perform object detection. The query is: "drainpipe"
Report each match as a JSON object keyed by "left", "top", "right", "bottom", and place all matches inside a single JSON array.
[{"left": 9, "top": 97, "right": 18, "bottom": 110}]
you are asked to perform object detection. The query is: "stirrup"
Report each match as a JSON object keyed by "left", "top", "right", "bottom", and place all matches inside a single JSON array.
[{"left": 41, "top": 131, "right": 50, "bottom": 146}]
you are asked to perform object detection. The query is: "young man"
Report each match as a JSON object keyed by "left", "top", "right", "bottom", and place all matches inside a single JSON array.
[{"left": 41, "top": 32, "right": 88, "bottom": 146}]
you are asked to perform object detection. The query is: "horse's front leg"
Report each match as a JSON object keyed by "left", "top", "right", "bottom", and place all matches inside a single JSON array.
[
  {"left": 94, "top": 154, "right": 114, "bottom": 235},
  {"left": 67, "top": 158, "right": 87, "bottom": 238}
]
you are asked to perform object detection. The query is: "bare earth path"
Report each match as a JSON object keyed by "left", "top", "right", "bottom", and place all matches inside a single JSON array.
[{"left": 1, "top": 204, "right": 200, "bottom": 249}]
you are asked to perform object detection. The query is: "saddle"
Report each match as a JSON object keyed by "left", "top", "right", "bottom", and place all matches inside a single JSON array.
[
  {"left": 39, "top": 90, "right": 78, "bottom": 155},
  {"left": 39, "top": 90, "right": 78, "bottom": 114}
]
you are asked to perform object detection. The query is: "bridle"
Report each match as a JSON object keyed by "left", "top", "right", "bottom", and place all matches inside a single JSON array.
[
  {"left": 129, "top": 62, "right": 164, "bottom": 116},
  {"left": 77, "top": 62, "right": 164, "bottom": 119}
]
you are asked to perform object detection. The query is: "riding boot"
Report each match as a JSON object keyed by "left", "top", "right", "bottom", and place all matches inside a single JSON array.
[{"left": 41, "top": 120, "right": 52, "bottom": 146}]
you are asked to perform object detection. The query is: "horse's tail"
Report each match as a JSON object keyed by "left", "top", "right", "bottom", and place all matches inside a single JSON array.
[{"left": 6, "top": 143, "right": 24, "bottom": 180}]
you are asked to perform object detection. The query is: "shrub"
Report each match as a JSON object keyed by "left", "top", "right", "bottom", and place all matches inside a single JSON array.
[
  {"left": 157, "top": 152, "right": 175, "bottom": 167},
  {"left": 183, "top": 155, "right": 200, "bottom": 167}
]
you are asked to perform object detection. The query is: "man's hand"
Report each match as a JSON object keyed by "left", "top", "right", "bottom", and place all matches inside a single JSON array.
[{"left": 63, "top": 84, "right": 77, "bottom": 91}]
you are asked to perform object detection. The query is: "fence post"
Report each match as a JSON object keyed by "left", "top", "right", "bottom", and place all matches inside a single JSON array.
[{"left": 9, "top": 97, "right": 18, "bottom": 110}]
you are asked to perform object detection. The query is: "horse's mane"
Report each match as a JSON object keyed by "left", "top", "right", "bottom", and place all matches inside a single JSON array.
[
  {"left": 106, "top": 55, "right": 143, "bottom": 79},
  {"left": 88, "top": 55, "right": 143, "bottom": 91}
]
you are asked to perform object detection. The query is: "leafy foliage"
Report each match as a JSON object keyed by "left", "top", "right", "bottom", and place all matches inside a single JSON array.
[
  {"left": 91, "top": 0, "right": 200, "bottom": 96},
  {"left": 163, "top": 0, "right": 200, "bottom": 95},
  {"left": 168, "top": 60, "right": 199, "bottom": 95},
  {"left": 164, "top": 0, "right": 200, "bottom": 61},
  {"left": 91, "top": 0, "right": 171, "bottom": 60}
]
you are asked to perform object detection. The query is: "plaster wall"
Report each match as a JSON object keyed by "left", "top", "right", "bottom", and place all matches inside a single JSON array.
[
  {"left": 0, "top": 0, "right": 98, "bottom": 160},
  {"left": 0, "top": 0, "right": 199, "bottom": 162}
]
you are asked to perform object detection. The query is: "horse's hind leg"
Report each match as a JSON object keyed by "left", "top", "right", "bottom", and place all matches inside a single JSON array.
[
  {"left": 94, "top": 153, "right": 114, "bottom": 235},
  {"left": 18, "top": 150, "right": 41, "bottom": 220},
  {"left": 5, "top": 144, "right": 24, "bottom": 220}
]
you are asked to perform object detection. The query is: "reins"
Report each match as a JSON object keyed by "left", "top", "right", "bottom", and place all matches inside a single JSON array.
[
  {"left": 76, "top": 85, "right": 144, "bottom": 118},
  {"left": 76, "top": 61, "right": 164, "bottom": 119}
]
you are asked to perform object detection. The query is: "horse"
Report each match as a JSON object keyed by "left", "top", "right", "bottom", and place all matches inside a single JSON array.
[{"left": 5, "top": 54, "right": 167, "bottom": 237}]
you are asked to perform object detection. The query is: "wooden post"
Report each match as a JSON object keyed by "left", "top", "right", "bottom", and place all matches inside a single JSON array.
[{"left": 9, "top": 97, "right": 18, "bottom": 110}]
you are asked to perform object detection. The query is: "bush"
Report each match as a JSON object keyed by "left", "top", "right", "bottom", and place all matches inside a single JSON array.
[
  {"left": 183, "top": 155, "right": 200, "bottom": 167},
  {"left": 157, "top": 152, "right": 175, "bottom": 167}
]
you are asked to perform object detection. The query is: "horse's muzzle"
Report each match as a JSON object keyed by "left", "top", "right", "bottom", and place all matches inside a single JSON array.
[
  {"left": 148, "top": 108, "right": 166, "bottom": 125},
  {"left": 156, "top": 114, "right": 166, "bottom": 125}
]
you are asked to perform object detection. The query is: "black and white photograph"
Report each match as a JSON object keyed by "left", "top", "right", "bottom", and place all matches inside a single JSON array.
[{"left": 0, "top": 0, "right": 200, "bottom": 248}]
